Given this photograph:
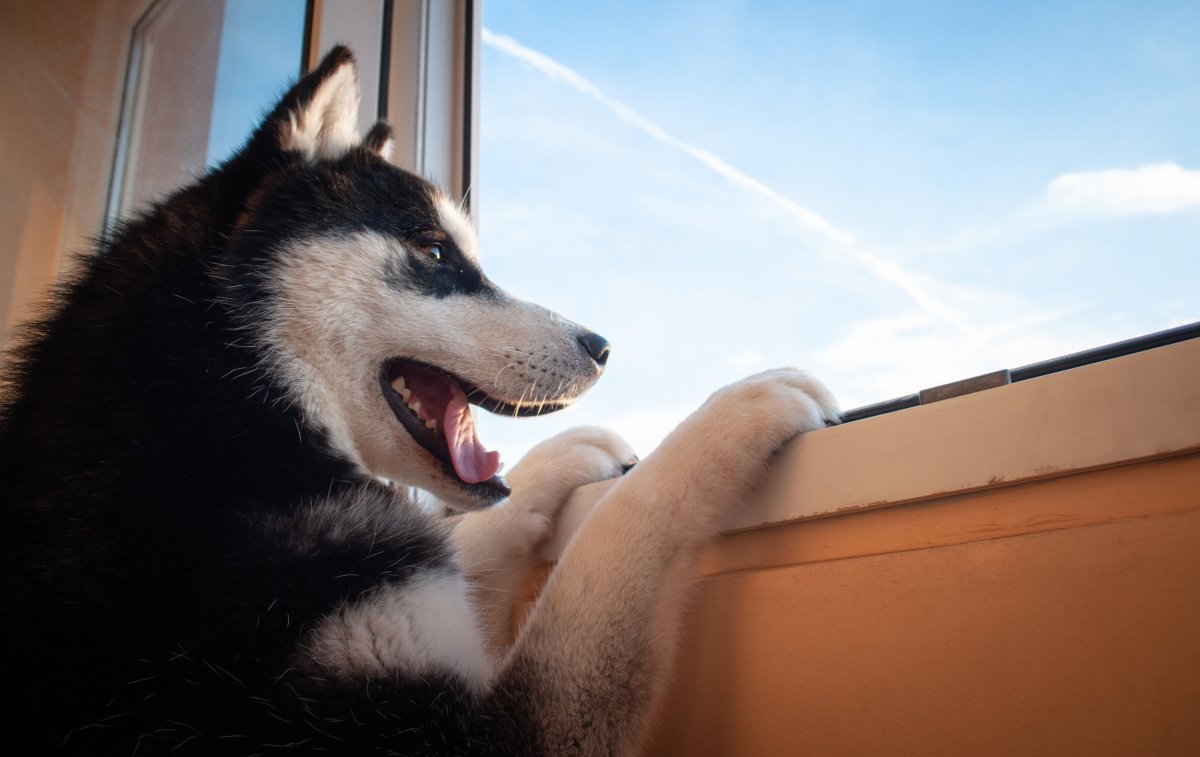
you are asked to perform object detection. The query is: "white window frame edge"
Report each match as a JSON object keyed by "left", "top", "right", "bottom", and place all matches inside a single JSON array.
[
  {"left": 310, "top": 0, "right": 479, "bottom": 209},
  {"left": 539, "top": 338, "right": 1200, "bottom": 560},
  {"left": 307, "top": 0, "right": 386, "bottom": 137},
  {"left": 384, "top": 0, "right": 479, "bottom": 208},
  {"left": 103, "top": 0, "right": 176, "bottom": 237}
]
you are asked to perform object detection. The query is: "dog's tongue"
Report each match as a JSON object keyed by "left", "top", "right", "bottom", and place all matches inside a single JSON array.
[{"left": 443, "top": 383, "right": 501, "bottom": 484}]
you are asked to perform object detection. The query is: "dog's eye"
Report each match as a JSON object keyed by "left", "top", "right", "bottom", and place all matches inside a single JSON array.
[{"left": 426, "top": 244, "right": 443, "bottom": 263}]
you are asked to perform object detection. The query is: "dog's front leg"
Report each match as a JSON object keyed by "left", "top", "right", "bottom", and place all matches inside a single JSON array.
[
  {"left": 490, "top": 369, "right": 839, "bottom": 756},
  {"left": 450, "top": 427, "right": 637, "bottom": 658}
]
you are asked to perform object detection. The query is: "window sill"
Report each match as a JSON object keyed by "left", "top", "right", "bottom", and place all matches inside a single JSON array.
[{"left": 539, "top": 337, "right": 1200, "bottom": 561}]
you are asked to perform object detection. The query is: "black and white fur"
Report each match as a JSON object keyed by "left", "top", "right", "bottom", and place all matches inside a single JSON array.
[{"left": 0, "top": 48, "right": 839, "bottom": 755}]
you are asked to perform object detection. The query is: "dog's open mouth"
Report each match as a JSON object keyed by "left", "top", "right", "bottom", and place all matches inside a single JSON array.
[{"left": 380, "top": 359, "right": 574, "bottom": 497}]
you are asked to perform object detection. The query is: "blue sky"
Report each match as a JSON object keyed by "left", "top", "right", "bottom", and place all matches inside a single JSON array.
[
  {"left": 473, "top": 0, "right": 1200, "bottom": 461},
  {"left": 207, "top": 0, "right": 306, "bottom": 165}
]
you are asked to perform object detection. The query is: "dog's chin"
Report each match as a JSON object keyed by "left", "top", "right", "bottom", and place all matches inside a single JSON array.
[
  {"left": 426, "top": 472, "right": 509, "bottom": 512},
  {"left": 368, "top": 437, "right": 508, "bottom": 512},
  {"left": 413, "top": 454, "right": 513, "bottom": 510}
]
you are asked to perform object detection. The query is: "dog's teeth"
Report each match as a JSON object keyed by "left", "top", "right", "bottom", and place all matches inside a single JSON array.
[
  {"left": 393, "top": 377, "right": 413, "bottom": 401},
  {"left": 409, "top": 401, "right": 421, "bottom": 415},
  {"left": 425, "top": 419, "right": 437, "bottom": 431}
]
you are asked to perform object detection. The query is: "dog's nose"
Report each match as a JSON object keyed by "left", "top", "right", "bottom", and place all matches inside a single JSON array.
[{"left": 578, "top": 331, "right": 611, "bottom": 367}]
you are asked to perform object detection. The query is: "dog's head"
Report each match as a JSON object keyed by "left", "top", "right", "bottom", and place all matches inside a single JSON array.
[{"left": 224, "top": 48, "right": 609, "bottom": 511}]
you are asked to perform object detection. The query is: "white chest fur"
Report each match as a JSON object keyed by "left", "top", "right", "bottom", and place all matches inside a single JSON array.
[{"left": 303, "top": 569, "right": 491, "bottom": 691}]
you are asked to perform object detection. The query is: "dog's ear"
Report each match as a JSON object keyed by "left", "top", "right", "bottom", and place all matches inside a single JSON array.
[
  {"left": 259, "top": 46, "right": 361, "bottom": 161},
  {"left": 362, "top": 122, "right": 395, "bottom": 161}
]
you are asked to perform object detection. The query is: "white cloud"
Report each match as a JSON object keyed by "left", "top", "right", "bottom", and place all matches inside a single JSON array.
[
  {"left": 812, "top": 309, "right": 1103, "bottom": 410},
  {"left": 1045, "top": 162, "right": 1200, "bottom": 217},
  {"left": 600, "top": 404, "right": 695, "bottom": 457},
  {"left": 723, "top": 350, "right": 765, "bottom": 371}
]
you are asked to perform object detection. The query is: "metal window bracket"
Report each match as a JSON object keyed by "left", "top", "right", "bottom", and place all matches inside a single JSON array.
[{"left": 919, "top": 369, "right": 1012, "bottom": 405}]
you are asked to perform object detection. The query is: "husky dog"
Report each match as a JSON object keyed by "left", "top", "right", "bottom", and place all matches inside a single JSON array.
[{"left": 0, "top": 48, "right": 838, "bottom": 755}]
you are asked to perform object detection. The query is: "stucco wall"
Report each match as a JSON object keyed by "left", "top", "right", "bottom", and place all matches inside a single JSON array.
[{"left": 2, "top": 0, "right": 128, "bottom": 343}]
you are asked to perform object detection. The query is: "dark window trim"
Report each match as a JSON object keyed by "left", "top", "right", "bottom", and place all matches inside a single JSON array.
[
  {"left": 376, "top": 0, "right": 393, "bottom": 120},
  {"left": 460, "top": 0, "right": 476, "bottom": 214},
  {"left": 300, "top": 0, "right": 316, "bottom": 73}
]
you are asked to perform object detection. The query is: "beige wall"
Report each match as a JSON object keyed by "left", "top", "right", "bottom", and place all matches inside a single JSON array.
[
  {"left": 0, "top": 0, "right": 227, "bottom": 346},
  {"left": 641, "top": 453, "right": 1200, "bottom": 756},
  {"left": 1, "top": 0, "right": 135, "bottom": 343}
]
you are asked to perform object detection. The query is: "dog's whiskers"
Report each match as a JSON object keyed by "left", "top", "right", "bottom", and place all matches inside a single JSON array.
[
  {"left": 536, "top": 377, "right": 566, "bottom": 418},
  {"left": 492, "top": 362, "right": 520, "bottom": 390},
  {"left": 464, "top": 386, "right": 491, "bottom": 403},
  {"left": 515, "top": 385, "right": 532, "bottom": 412}
]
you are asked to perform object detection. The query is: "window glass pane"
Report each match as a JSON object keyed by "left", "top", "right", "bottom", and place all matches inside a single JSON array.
[
  {"left": 207, "top": 0, "right": 308, "bottom": 166},
  {"left": 113, "top": 0, "right": 305, "bottom": 217},
  {"left": 476, "top": 0, "right": 1200, "bottom": 460}
]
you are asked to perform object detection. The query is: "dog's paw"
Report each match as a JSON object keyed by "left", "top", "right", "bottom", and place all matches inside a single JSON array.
[
  {"left": 696, "top": 368, "right": 840, "bottom": 441},
  {"left": 632, "top": 369, "right": 839, "bottom": 525},
  {"left": 451, "top": 427, "right": 635, "bottom": 564},
  {"left": 506, "top": 427, "right": 637, "bottom": 522}
]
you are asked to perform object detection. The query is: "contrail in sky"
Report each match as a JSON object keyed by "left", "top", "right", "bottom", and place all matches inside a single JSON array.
[{"left": 482, "top": 28, "right": 973, "bottom": 334}]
